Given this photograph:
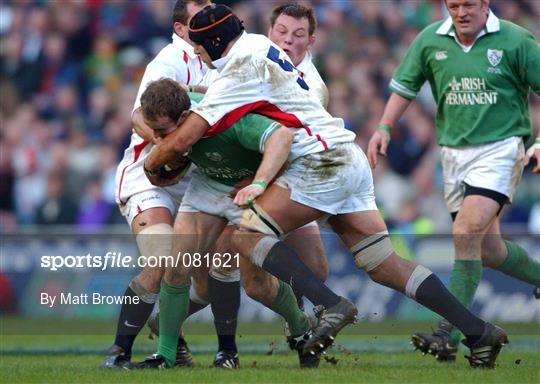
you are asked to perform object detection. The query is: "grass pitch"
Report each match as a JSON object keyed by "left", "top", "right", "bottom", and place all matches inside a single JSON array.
[{"left": 1, "top": 318, "right": 539, "bottom": 383}]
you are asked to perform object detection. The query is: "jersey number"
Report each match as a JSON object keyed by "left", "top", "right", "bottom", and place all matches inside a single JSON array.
[{"left": 266, "top": 46, "right": 309, "bottom": 91}]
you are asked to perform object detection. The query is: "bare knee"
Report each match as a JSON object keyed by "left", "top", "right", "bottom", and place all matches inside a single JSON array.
[
  {"left": 138, "top": 267, "right": 164, "bottom": 293},
  {"left": 242, "top": 274, "right": 269, "bottom": 303},
  {"left": 453, "top": 214, "right": 490, "bottom": 237},
  {"left": 164, "top": 266, "right": 191, "bottom": 286}
]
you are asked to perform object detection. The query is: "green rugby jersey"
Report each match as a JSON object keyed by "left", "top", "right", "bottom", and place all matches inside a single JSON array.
[
  {"left": 188, "top": 92, "right": 280, "bottom": 186},
  {"left": 390, "top": 12, "right": 540, "bottom": 147}
]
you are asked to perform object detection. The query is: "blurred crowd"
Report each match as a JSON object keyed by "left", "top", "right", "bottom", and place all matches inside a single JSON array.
[{"left": 1, "top": 0, "right": 539, "bottom": 234}]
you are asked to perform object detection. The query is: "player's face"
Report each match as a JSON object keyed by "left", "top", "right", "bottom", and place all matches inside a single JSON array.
[
  {"left": 146, "top": 116, "right": 178, "bottom": 141},
  {"left": 193, "top": 43, "right": 216, "bottom": 69},
  {"left": 446, "top": 0, "right": 489, "bottom": 43},
  {"left": 268, "top": 14, "right": 314, "bottom": 67}
]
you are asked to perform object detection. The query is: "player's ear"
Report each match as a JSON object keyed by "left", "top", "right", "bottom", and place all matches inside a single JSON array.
[
  {"left": 174, "top": 22, "right": 187, "bottom": 39},
  {"left": 177, "top": 110, "right": 190, "bottom": 126},
  {"left": 308, "top": 34, "right": 315, "bottom": 48}
]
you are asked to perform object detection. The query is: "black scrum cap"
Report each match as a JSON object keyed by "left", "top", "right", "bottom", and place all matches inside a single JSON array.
[{"left": 189, "top": 4, "right": 244, "bottom": 61}]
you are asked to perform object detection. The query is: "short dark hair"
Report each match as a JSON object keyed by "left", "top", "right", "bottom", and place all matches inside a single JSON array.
[
  {"left": 140, "top": 79, "right": 191, "bottom": 123},
  {"left": 172, "top": 0, "right": 211, "bottom": 25},
  {"left": 270, "top": 3, "right": 317, "bottom": 36}
]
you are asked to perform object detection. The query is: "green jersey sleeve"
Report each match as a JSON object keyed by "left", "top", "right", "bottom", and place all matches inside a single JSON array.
[
  {"left": 232, "top": 114, "right": 280, "bottom": 153},
  {"left": 390, "top": 28, "right": 430, "bottom": 100},
  {"left": 519, "top": 32, "right": 540, "bottom": 95}
]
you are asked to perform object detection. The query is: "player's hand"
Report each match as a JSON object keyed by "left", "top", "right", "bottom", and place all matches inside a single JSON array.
[
  {"left": 233, "top": 181, "right": 267, "bottom": 207},
  {"left": 367, "top": 129, "right": 391, "bottom": 169},
  {"left": 524, "top": 143, "right": 540, "bottom": 173},
  {"left": 229, "top": 176, "right": 254, "bottom": 198},
  {"left": 144, "top": 160, "right": 188, "bottom": 187}
]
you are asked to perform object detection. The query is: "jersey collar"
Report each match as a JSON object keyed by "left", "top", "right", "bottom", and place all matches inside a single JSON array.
[
  {"left": 296, "top": 51, "right": 312, "bottom": 73},
  {"left": 435, "top": 10, "right": 499, "bottom": 51},
  {"left": 172, "top": 33, "right": 198, "bottom": 59}
]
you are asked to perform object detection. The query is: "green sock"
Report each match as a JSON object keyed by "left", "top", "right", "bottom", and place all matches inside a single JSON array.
[
  {"left": 268, "top": 281, "right": 310, "bottom": 337},
  {"left": 447, "top": 259, "right": 482, "bottom": 345},
  {"left": 158, "top": 281, "right": 190, "bottom": 367},
  {"left": 496, "top": 240, "right": 540, "bottom": 286}
]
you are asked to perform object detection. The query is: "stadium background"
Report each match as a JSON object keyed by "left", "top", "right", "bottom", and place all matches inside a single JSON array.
[{"left": 1, "top": 0, "right": 539, "bottom": 329}]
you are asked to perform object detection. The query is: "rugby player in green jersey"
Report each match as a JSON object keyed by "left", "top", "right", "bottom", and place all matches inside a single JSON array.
[
  {"left": 367, "top": 0, "right": 540, "bottom": 363},
  {"left": 135, "top": 78, "right": 318, "bottom": 369}
]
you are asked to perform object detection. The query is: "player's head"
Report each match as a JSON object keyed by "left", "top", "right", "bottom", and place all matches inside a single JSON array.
[
  {"left": 140, "top": 79, "right": 191, "bottom": 139},
  {"left": 445, "top": 0, "right": 490, "bottom": 42},
  {"left": 172, "top": 0, "right": 212, "bottom": 44},
  {"left": 268, "top": 3, "right": 316, "bottom": 67},
  {"left": 188, "top": 4, "right": 244, "bottom": 66}
]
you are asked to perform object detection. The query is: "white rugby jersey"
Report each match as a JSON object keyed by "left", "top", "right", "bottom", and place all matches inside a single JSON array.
[
  {"left": 116, "top": 34, "right": 207, "bottom": 205},
  {"left": 191, "top": 32, "right": 355, "bottom": 161},
  {"left": 132, "top": 34, "right": 206, "bottom": 112},
  {"left": 296, "top": 51, "right": 329, "bottom": 109}
]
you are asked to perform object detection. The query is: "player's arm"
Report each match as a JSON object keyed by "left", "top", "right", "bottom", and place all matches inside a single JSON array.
[
  {"left": 132, "top": 108, "right": 158, "bottom": 143},
  {"left": 144, "top": 112, "right": 209, "bottom": 185},
  {"left": 233, "top": 125, "right": 293, "bottom": 207},
  {"left": 367, "top": 29, "right": 427, "bottom": 169},
  {"left": 367, "top": 92, "right": 412, "bottom": 169}
]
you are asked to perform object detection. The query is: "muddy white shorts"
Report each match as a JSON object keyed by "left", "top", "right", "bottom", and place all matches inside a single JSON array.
[
  {"left": 179, "top": 169, "right": 243, "bottom": 224},
  {"left": 441, "top": 136, "right": 525, "bottom": 213},
  {"left": 275, "top": 142, "right": 378, "bottom": 215}
]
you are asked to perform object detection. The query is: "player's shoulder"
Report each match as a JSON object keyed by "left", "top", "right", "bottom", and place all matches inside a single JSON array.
[
  {"left": 498, "top": 19, "right": 536, "bottom": 41},
  {"left": 239, "top": 33, "right": 276, "bottom": 58},
  {"left": 417, "top": 20, "right": 446, "bottom": 41}
]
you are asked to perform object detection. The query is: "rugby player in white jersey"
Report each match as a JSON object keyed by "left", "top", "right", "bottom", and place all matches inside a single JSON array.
[
  {"left": 240, "top": 2, "right": 330, "bottom": 316},
  {"left": 268, "top": 3, "right": 328, "bottom": 108},
  {"left": 135, "top": 80, "right": 320, "bottom": 369},
  {"left": 144, "top": 4, "right": 510, "bottom": 368},
  {"left": 102, "top": 0, "right": 213, "bottom": 369}
]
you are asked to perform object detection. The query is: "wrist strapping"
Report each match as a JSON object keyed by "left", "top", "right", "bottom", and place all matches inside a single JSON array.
[
  {"left": 378, "top": 123, "right": 392, "bottom": 132},
  {"left": 251, "top": 180, "right": 268, "bottom": 189}
]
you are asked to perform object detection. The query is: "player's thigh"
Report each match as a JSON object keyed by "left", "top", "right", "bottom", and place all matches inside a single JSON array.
[
  {"left": 173, "top": 211, "right": 227, "bottom": 250},
  {"left": 453, "top": 194, "right": 501, "bottom": 235},
  {"left": 233, "top": 185, "right": 323, "bottom": 258},
  {"left": 209, "top": 225, "right": 241, "bottom": 282},
  {"left": 255, "top": 184, "right": 324, "bottom": 234},
  {"left": 132, "top": 207, "right": 174, "bottom": 235},
  {"left": 284, "top": 223, "right": 327, "bottom": 281},
  {"left": 169, "top": 212, "right": 227, "bottom": 280},
  {"left": 328, "top": 210, "right": 388, "bottom": 249}
]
